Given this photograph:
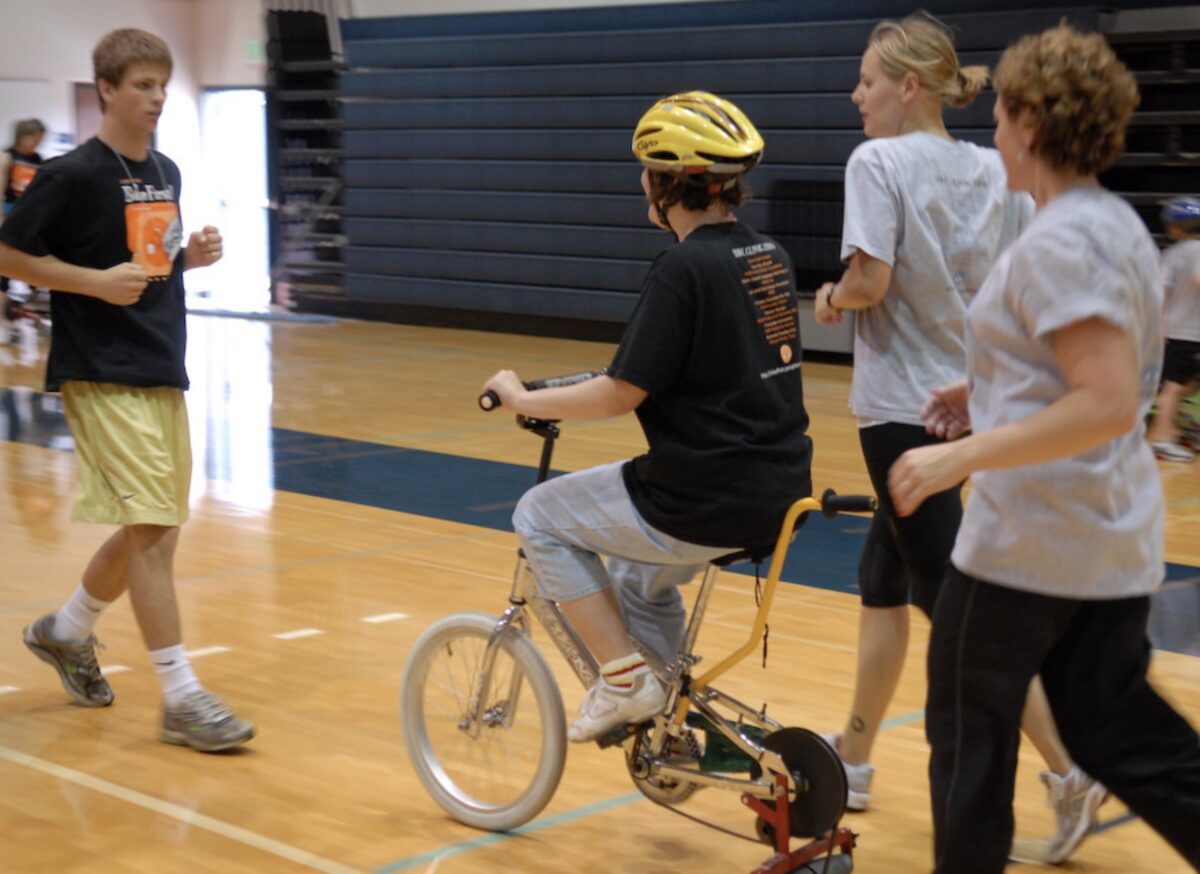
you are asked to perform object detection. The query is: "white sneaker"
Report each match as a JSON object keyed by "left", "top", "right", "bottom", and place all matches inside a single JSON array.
[
  {"left": 1041, "top": 767, "right": 1108, "bottom": 863},
  {"left": 822, "top": 732, "right": 875, "bottom": 811},
  {"left": 568, "top": 673, "right": 665, "bottom": 743},
  {"left": 1152, "top": 440, "right": 1195, "bottom": 462}
]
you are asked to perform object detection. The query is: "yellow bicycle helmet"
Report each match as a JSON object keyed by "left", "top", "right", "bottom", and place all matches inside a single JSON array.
[{"left": 632, "top": 91, "right": 764, "bottom": 190}]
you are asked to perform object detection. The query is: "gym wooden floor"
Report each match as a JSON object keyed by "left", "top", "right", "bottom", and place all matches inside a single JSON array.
[{"left": 2, "top": 316, "right": 1198, "bottom": 873}]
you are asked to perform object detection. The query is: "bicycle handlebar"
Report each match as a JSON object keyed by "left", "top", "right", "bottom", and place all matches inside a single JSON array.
[
  {"left": 820, "top": 488, "right": 877, "bottom": 518},
  {"left": 478, "top": 369, "right": 607, "bottom": 412}
]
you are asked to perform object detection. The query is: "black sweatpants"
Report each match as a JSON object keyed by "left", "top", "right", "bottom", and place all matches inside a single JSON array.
[{"left": 927, "top": 566, "right": 1200, "bottom": 874}]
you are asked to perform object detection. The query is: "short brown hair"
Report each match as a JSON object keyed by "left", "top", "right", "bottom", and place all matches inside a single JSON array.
[
  {"left": 644, "top": 170, "right": 749, "bottom": 223},
  {"left": 13, "top": 118, "right": 45, "bottom": 141},
  {"left": 93, "top": 28, "right": 173, "bottom": 89},
  {"left": 993, "top": 25, "right": 1139, "bottom": 175}
]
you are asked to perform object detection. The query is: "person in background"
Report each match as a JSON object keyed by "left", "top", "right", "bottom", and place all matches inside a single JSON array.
[
  {"left": 1148, "top": 195, "right": 1200, "bottom": 462},
  {"left": 1, "top": 118, "right": 46, "bottom": 337}
]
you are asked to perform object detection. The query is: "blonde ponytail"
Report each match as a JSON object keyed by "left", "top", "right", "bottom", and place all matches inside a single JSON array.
[{"left": 870, "top": 12, "right": 987, "bottom": 109}]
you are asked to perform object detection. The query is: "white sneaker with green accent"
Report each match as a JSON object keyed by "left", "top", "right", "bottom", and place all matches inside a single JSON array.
[
  {"left": 22, "top": 613, "right": 114, "bottom": 707},
  {"left": 162, "top": 689, "right": 255, "bottom": 752}
]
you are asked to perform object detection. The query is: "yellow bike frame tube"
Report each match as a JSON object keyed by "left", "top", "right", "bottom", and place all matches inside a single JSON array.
[{"left": 688, "top": 496, "right": 823, "bottom": 694}]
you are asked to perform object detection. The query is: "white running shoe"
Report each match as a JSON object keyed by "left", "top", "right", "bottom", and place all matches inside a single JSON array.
[
  {"left": 568, "top": 673, "right": 665, "bottom": 743},
  {"left": 1012, "top": 767, "right": 1108, "bottom": 864},
  {"left": 822, "top": 732, "right": 876, "bottom": 811}
]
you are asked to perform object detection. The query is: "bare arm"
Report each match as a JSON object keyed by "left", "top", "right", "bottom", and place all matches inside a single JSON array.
[
  {"left": 482, "top": 371, "right": 647, "bottom": 420},
  {"left": 814, "top": 250, "right": 892, "bottom": 325},
  {"left": 889, "top": 317, "right": 1140, "bottom": 516},
  {"left": 0, "top": 241, "right": 148, "bottom": 306},
  {"left": 0, "top": 153, "right": 10, "bottom": 198}
]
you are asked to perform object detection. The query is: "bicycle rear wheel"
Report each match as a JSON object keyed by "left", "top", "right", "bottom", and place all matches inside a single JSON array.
[{"left": 401, "top": 612, "right": 566, "bottom": 830}]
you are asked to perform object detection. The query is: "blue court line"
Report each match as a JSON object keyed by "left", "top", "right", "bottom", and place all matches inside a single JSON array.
[
  {"left": 881, "top": 710, "right": 926, "bottom": 729},
  {"left": 1093, "top": 811, "right": 1138, "bottom": 834},
  {"left": 374, "top": 792, "right": 644, "bottom": 872}
]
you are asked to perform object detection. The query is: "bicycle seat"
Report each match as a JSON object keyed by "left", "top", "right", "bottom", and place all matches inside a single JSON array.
[{"left": 710, "top": 513, "right": 809, "bottom": 567}]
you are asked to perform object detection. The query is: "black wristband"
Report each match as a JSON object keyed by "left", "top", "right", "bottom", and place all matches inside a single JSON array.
[{"left": 825, "top": 284, "right": 840, "bottom": 311}]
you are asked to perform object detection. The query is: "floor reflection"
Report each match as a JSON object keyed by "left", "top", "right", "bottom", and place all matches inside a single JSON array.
[
  {"left": 0, "top": 314, "right": 277, "bottom": 509},
  {"left": 1, "top": 315, "right": 1198, "bottom": 656},
  {"left": 185, "top": 316, "right": 275, "bottom": 510}
]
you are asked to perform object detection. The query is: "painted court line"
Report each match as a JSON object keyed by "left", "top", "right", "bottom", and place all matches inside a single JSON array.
[
  {"left": 0, "top": 744, "right": 367, "bottom": 874},
  {"left": 273, "top": 628, "right": 326, "bottom": 641},
  {"left": 186, "top": 646, "right": 232, "bottom": 659},
  {"left": 363, "top": 613, "right": 410, "bottom": 624},
  {"left": 100, "top": 665, "right": 131, "bottom": 676},
  {"left": 374, "top": 792, "right": 644, "bottom": 873},
  {"left": 0, "top": 686, "right": 20, "bottom": 695}
]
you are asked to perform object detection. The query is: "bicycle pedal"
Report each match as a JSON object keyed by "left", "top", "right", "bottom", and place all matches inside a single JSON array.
[{"left": 595, "top": 721, "right": 643, "bottom": 750}]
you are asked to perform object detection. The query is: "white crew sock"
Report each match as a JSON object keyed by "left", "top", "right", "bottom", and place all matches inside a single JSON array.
[
  {"left": 149, "top": 644, "right": 202, "bottom": 707},
  {"left": 53, "top": 583, "right": 112, "bottom": 641}
]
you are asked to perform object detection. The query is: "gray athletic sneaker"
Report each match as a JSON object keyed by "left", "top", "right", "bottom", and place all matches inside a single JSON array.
[
  {"left": 22, "top": 613, "right": 114, "bottom": 707},
  {"left": 162, "top": 689, "right": 255, "bottom": 752}
]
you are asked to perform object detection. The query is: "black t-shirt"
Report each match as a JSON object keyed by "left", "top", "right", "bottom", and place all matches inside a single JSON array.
[
  {"left": 4, "top": 147, "right": 43, "bottom": 204},
  {"left": 0, "top": 138, "right": 188, "bottom": 391},
  {"left": 609, "top": 222, "right": 813, "bottom": 552}
]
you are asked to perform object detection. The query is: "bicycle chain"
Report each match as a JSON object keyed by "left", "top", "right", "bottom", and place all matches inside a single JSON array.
[{"left": 642, "top": 792, "right": 762, "bottom": 845}]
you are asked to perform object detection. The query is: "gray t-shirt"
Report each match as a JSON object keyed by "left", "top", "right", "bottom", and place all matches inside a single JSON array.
[
  {"left": 841, "top": 132, "right": 1033, "bottom": 425},
  {"left": 953, "top": 187, "right": 1164, "bottom": 599},
  {"left": 1162, "top": 239, "right": 1200, "bottom": 342}
]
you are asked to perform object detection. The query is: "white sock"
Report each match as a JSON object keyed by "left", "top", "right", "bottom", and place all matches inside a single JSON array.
[
  {"left": 53, "top": 583, "right": 112, "bottom": 641},
  {"left": 600, "top": 653, "right": 650, "bottom": 690},
  {"left": 149, "top": 644, "right": 202, "bottom": 707}
]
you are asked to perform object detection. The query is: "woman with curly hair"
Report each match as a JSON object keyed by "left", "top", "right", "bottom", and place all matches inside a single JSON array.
[{"left": 889, "top": 24, "right": 1200, "bottom": 873}]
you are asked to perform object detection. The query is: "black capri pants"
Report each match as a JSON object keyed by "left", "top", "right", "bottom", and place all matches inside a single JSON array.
[{"left": 857, "top": 422, "right": 963, "bottom": 617}]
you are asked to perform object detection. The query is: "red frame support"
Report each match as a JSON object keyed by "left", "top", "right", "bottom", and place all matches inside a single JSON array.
[{"left": 742, "top": 775, "right": 857, "bottom": 874}]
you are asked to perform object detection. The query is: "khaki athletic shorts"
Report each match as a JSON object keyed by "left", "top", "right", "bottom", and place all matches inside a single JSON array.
[{"left": 61, "top": 381, "right": 192, "bottom": 527}]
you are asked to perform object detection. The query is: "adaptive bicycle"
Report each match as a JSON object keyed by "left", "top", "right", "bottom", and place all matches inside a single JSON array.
[{"left": 400, "top": 375, "right": 874, "bottom": 874}]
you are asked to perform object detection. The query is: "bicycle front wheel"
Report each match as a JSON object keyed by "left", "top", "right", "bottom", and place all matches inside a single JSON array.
[{"left": 401, "top": 611, "right": 566, "bottom": 831}]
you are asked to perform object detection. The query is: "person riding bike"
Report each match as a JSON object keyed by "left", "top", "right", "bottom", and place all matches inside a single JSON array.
[{"left": 483, "top": 91, "right": 814, "bottom": 743}]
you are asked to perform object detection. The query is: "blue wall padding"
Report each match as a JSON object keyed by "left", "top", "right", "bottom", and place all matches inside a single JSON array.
[{"left": 338, "top": 2, "right": 1099, "bottom": 317}]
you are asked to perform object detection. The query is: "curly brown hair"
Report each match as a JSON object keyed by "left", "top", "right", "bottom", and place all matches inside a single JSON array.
[{"left": 993, "top": 25, "right": 1139, "bottom": 175}]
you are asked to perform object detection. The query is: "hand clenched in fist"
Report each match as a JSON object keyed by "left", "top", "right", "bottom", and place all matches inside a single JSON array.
[
  {"left": 185, "top": 225, "right": 223, "bottom": 269},
  {"left": 94, "top": 261, "right": 150, "bottom": 306}
]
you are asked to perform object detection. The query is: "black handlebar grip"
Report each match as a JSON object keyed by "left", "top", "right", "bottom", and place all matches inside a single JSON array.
[
  {"left": 820, "top": 488, "right": 877, "bottom": 518},
  {"left": 479, "top": 390, "right": 501, "bottom": 411}
]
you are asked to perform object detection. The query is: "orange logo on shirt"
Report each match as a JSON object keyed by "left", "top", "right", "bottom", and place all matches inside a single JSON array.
[
  {"left": 125, "top": 201, "right": 181, "bottom": 277},
  {"left": 10, "top": 163, "right": 36, "bottom": 196}
]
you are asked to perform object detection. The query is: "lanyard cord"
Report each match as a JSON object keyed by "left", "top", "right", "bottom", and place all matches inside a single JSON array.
[{"left": 105, "top": 141, "right": 169, "bottom": 194}]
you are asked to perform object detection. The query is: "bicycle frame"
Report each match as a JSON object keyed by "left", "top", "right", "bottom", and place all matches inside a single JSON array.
[{"left": 466, "top": 417, "right": 829, "bottom": 802}]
